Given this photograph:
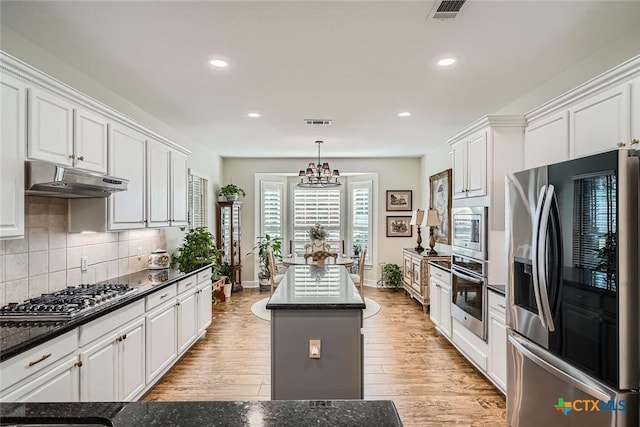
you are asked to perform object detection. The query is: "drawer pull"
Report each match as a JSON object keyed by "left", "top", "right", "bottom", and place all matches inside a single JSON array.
[
  {"left": 122, "top": 334, "right": 127, "bottom": 340},
  {"left": 74, "top": 360, "right": 83, "bottom": 368},
  {"left": 28, "top": 353, "right": 51, "bottom": 367},
  {"left": 185, "top": 281, "right": 194, "bottom": 287},
  {"left": 497, "top": 304, "right": 506, "bottom": 309},
  {"left": 160, "top": 293, "right": 169, "bottom": 299}
]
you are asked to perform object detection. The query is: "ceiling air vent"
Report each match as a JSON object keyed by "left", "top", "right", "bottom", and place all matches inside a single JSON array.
[
  {"left": 304, "top": 119, "right": 332, "bottom": 125},
  {"left": 429, "top": 0, "right": 466, "bottom": 20}
]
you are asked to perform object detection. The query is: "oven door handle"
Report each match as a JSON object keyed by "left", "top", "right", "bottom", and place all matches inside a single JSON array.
[
  {"left": 451, "top": 268, "right": 484, "bottom": 285},
  {"left": 531, "top": 185, "right": 548, "bottom": 329}
]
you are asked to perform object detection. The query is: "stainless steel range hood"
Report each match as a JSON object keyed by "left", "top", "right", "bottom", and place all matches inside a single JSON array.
[{"left": 25, "top": 160, "right": 128, "bottom": 198}]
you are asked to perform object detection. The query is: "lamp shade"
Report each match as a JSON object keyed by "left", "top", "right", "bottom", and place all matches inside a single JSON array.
[
  {"left": 423, "top": 209, "right": 440, "bottom": 227},
  {"left": 409, "top": 209, "right": 425, "bottom": 226}
]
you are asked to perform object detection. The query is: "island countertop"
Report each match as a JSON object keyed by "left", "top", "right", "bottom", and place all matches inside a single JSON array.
[
  {"left": 266, "top": 265, "right": 365, "bottom": 310},
  {"left": 0, "top": 400, "right": 403, "bottom": 427}
]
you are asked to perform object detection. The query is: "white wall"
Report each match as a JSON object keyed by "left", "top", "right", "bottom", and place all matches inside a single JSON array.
[
  {"left": 421, "top": 142, "right": 453, "bottom": 255},
  {"left": 222, "top": 157, "right": 422, "bottom": 285}
]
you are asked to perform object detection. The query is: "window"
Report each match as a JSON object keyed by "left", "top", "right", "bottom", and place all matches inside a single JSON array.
[
  {"left": 260, "top": 181, "right": 284, "bottom": 239},
  {"left": 572, "top": 171, "right": 616, "bottom": 289},
  {"left": 350, "top": 181, "right": 372, "bottom": 265},
  {"left": 292, "top": 189, "right": 342, "bottom": 253},
  {"left": 188, "top": 171, "right": 208, "bottom": 229}
]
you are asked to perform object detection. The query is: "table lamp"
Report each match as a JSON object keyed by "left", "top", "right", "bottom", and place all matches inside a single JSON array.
[
  {"left": 423, "top": 209, "right": 441, "bottom": 255},
  {"left": 409, "top": 209, "right": 425, "bottom": 253}
]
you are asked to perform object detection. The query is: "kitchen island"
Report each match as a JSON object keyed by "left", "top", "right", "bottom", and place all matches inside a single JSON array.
[
  {"left": 0, "top": 400, "right": 403, "bottom": 426},
  {"left": 267, "top": 265, "right": 365, "bottom": 400}
]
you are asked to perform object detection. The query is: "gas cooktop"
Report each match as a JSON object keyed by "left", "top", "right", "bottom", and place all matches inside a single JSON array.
[{"left": 0, "top": 283, "right": 138, "bottom": 321}]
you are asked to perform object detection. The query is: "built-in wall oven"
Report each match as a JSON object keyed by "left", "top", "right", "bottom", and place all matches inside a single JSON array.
[
  {"left": 451, "top": 207, "right": 488, "bottom": 260},
  {"left": 451, "top": 254, "right": 488, "bottom": 340}
]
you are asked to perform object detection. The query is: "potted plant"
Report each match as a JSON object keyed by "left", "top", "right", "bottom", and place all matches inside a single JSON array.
[
  {"left": 218, "top": 262, "right": 234, "bottom": 298},
  {"left": 171, "top": 227, "right": 220, "bottom": 273},
  {"left": 352, "top": 243, "right": 362, "bottom": 257},
  {"left": 219, "top": 184, "right": 246, "bottom": 201},
  {"left": 383, "top": 263, "right": 402, "bottom": 289},
  {"left": 249, "top": 234, "right": 282, "bottom": 291}
]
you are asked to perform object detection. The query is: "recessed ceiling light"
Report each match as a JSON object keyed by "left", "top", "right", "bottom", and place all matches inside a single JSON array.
[
  {"left": 398, "top": 112, "right": 412, "bottom": 117},
  {"left": 208, "top": 58, "right": 229, "bottom": 68},
  {"left": 247, "top": 112, "right": 261, "bottom": 118},
  {"left": 437, "top": 57, "right": 457, "bottom": 67}
]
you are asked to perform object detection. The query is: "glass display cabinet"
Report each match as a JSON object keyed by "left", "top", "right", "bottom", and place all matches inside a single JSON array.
[{"left": 216, "top": 201, "right": 242, "bottom": 291}]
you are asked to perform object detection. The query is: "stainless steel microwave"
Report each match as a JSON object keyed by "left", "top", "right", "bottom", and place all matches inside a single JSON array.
[{"left": 451, "top": 206, "right": 488, "bottom": 260}]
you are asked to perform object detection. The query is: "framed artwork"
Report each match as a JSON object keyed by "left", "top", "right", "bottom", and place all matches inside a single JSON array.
[
  {"left": 429, "top": 169, "right": 452, "bottom": 245},
  {"left": 386, "top": 190, "right": 412, "bottom": 211},
  {"left": 386, "top": 216, "right": 412, "bottom": 237}
]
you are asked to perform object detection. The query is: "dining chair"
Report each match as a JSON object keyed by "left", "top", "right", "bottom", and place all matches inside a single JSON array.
[
  {"left": 267, "top": 247, "right": 286, "bottom": 295},
  {"left": 304, "top": 251, "right": 338, "bottom": 265},
  {"left": 349, "top": 246, "right": 367, "bottom": 297}
]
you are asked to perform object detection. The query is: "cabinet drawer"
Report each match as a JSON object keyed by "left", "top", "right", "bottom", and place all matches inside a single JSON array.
[
  {"left": 488, "top": 291, "right": 506, "bottom": 316},
  {"left": 79, "top": 299, "right": 145, "bottom": 346},
  {"left": 430, "top": 266, "right": 450, "bottom": 284},
  {"left": 0, "top": 330, "right": 77, "bottom": 390},
  {"left": 146, "top": 284, "right": 177, "bottom": 311},
  {"left": 197, "top": 270, "right": 211, "bottom": 285},
  {"left": 178, "top": 276, "right": 197, "bottom": 294}
]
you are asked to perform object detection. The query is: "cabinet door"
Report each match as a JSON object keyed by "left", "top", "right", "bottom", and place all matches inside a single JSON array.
[
  {"left": 411, "top": 259, "right": 421, "bottom": 294},
  {"left": 170, "top": 150, "right": 189, "bottom": 227},
  {"left": 429, "top": 279, "right": 440, "bottom": 326},
  {"left": 109, "top": 124, "right": 146, "bottom": 230},
  {"left": 146, "top": 139, "right": 170, "bottom": 228},
  {"left": 466, "top": 132, "right": 487, "bottom": 197},
  {"left": 631, "top": 76, "right": 640, "bottom": 144},
  {"left": 0, "top": 74, "right": 26, "bottom": 240},
  {"left": 439, "top": 284, "right": 452, "bottom": 339},
  {"left": 177, "top": 291, "right": 198, "bottom": 355},
  {"left": 524, "top": 111, "right": 569, "bottom": 169},
  {"left": 451, "top": 141, "right": 467, "bottom": 199},
  {"left": 402, "top": 253, "right": 412, "bottom": 286},
  {"left": 146, "top": 302, "right": 177, "bottom": 383},
  {"left": 569, "top": 83, "right": 631, "bottom": 158},
  {"left": 488, "top": 311, "right": 507, "bottom": 393},
  {"left": 73, "top": 108, "right": 108, "bottom": 173},
  {"left": 2, "top": 355, "right": 79, "bottom": 403},
  {"left": 120, "top": 317, "right": 145, "bottom": 401},
  {"left": 197, "top": 283, "right": 213, "bottom": 335},
  {"left": 27, "top": 87, "right": 74, "bottom": 166},
  {"left": 79, "top": 332, "right": 118, "bottom": 402}
]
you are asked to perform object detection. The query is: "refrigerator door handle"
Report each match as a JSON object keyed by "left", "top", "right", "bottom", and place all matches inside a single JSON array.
[
  {"left": 508, "top": 333, "right": 614, "bottom": 402},
  {"left": 537, "top": 185, "right": 556, "bottom": 332},
  {"left": 531, "top": 185, "right": 548, "bottom": 329}
]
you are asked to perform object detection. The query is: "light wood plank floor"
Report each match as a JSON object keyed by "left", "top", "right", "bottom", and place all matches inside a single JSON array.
[{"left": 143, "top": 287, "right": 506, "bottom": 426}]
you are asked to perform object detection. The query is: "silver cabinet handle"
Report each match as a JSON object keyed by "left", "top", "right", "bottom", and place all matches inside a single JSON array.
[{"left": 497, "top": 304, "right": 506, "bottom": 309}]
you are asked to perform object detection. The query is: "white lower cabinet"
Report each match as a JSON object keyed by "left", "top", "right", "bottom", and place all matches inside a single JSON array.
[
  {"left": 1, "top": 355, "right": 80, "bottom": 402},
  {"left": 197, "top": 280, "right": 213, "bottom": 335},
  {"left": 146, "top": 301, "right": 178, "bottom": 383},
  {"left": 177, "top": 290, "right": 198, "bottom": 355},
  {"left": 487, "top": 291, "right": 507, "bottom": 394},
  {"left": 429, "top": 265, "right": 452, "bottom": 339},
  {"left": 80, "top": 317, "right": 145, "bottom": 402}
]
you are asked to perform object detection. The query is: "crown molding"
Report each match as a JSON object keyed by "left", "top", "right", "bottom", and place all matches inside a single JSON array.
[{"left": 446, "top": 115, "right": 526, "bottom": 144}]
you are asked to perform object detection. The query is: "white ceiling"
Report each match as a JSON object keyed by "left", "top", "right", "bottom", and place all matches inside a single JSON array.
[{"left": 2, "top": 1, "right": 640, "bottom": 158}]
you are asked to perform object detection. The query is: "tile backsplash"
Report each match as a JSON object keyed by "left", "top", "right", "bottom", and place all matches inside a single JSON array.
[{"left": 0, "top": 196, "right": 166, "bottom": 306}]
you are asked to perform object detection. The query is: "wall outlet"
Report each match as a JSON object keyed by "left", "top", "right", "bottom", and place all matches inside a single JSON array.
[
  {"left": 81, "top": 256, "right": 89, "bottom": 272},
  {"left": 137, "top": 247, "right": 142, "bottom": 259}
]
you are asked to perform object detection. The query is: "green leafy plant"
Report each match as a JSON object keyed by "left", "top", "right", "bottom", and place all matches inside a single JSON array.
[
  {"left": 249, "top": 234, "right": 282, "bottom": 280},
  {"left": 596, "top": 232, "right": 617, "bottom": 278},
  {"left": 217, "top": 262, "right": 234, "bottom": 284},
  {"left": 383, "top": 263, "right": 402, "bottom": 288},
  {"left": 352, "top": 243, "right": 362, "bottom": 256},
  {"left": 171, "top": 227, "right": 221, "bottom": 273},
  {"left": 219, "top": 184, "right": 246, "bottom": 198}
]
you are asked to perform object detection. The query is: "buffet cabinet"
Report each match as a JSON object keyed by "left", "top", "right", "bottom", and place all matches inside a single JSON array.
[
  {"left": 217, "top": 201, "right": 242, "bottom": 290},
  {"left": 401, "top": 249, "right": 449, "bottom": 312}
]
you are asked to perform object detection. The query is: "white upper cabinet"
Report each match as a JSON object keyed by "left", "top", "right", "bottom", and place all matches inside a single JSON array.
[
  {"left": 109, "top": 123, "right": 146, "bottom": 230},
  {"left": 27, "top": 87, "right": 74, "bottom": 166},
  {"left": 569, "top": 83, "right": 630, "bottom": 158},
  {"left": 73, "top": 108, "right": 108, "bottom": 173},
  {"left": 631, "top": 76, "right": 640, "bottom": 146},
  {"left": 170, "top": 150, "right": 189, "bottom": 227},
  {"left": 524, "top": 111, "right": 569, "bottom": 169},
  {"left": 451, "top": 131, "right": 487, "bottom": 199},
  {"left": 0, "top": 73, "right": 26, "bottom": 240},
  {"left": 146, "top": 139, "right": 171, "bottom": 228}
]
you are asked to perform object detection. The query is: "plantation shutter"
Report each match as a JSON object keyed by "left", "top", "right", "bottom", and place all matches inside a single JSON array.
[
  {"left": 351, "top": 181, "right": 372, "bottom": 265},
  {"left": 293, "top": 189, "right": 341, "bottom": 253},
  {"left": 188, "top": 172, "right": 208, "bottom": 229},
  {"left": 261, "top": 181, "right": 283, "bottom": 239}
]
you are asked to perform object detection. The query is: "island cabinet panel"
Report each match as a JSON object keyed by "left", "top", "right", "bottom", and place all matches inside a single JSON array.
[
  {"left": 145, "top": 301, "right": 178, "bottom": 383},
  {"left": 1, "top": 355, "right": 80, "bottom": 402}
]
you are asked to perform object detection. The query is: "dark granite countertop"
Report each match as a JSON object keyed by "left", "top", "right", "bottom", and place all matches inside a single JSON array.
[
  {"left": 0, "top": 400, "right": 403, "bottom": 426},
  {"left": 266, "top": 265, "right": 365, "bottom": 310},
  {"left": 0, "top": 264, "right": 213, "bottom": 362},
  {"left": 487, "top": 284, "right": 506, "bottom": 296}
]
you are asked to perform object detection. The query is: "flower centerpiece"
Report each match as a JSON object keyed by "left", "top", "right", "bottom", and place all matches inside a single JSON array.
[
  {"left": 309, "top": 222, "right": 328, "bottom": 241},
  {"left": 306, "top": 223, "right": 330, "bottom": 253}
]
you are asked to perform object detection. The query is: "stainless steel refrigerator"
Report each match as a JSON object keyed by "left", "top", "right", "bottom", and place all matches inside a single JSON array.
[{"left": 506, "top": 149, "right": 639, "bottom": 427}]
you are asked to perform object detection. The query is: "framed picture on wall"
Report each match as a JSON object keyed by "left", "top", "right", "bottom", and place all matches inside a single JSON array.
[
  {"left": 386, "top": 216, "right": 412, "bottom": 237},
  {"left": 386, "top": 190, "right": 412, "bottom": 211},
  {"left": 429, "top": 169, "right": 452, "bottom": 245}
]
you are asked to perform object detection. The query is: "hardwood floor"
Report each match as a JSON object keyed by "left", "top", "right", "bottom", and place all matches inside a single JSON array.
[{"left": 143, "top": 287, "right": 506, "bottom": 426}]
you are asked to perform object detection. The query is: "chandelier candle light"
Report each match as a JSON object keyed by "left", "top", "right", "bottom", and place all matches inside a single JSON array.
[
  {"left": 409, "top": 209, "right": 425, "bottom": 253},
  {"left": 298, "top": 140, "right": 340, "bottom": 188}
]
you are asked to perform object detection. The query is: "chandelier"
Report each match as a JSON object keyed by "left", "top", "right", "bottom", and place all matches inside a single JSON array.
[{"left": 297, "top": 140, "right": 341, "bottom": 188}]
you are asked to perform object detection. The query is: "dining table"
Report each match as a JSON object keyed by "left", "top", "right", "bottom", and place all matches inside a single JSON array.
[{"left": 281, "top": 254, "right": 354, "bottom": 268}]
